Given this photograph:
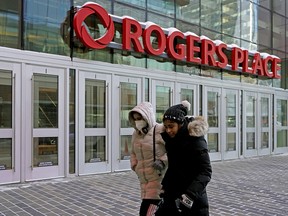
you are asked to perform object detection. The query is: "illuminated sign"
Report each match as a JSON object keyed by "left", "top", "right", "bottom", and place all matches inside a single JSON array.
[{"left": 73, "top": 2, "right": 281, "bottom": 79}]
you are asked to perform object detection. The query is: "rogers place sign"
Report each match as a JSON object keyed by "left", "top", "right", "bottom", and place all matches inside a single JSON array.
[{"left": 73, "top": 2, "right": 281, "bottom": 79}]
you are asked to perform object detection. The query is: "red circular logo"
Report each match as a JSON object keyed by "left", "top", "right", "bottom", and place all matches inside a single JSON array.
[{"left": 73, "top": 3, "right": 114, "bottom": 49}]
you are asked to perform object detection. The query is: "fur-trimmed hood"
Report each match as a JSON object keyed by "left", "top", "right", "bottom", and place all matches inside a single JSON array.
[{"left": 187, "top": 116, "right": 209, "bottom": 137}]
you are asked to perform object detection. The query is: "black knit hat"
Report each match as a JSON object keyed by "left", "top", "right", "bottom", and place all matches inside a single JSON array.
[{"left": 163, "top": 100, "right": 191, "bottom": 123}]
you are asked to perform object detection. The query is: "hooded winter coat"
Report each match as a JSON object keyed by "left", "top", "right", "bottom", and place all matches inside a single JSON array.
[
  {"left": 160, "top": 116, "right": 212, "bottom": 216},
  {"left": 128, "top": 102, "right": 168, "bottom": 200}
]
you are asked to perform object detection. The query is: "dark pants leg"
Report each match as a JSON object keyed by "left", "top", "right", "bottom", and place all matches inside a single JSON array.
[{"left": 139, "top": 199, "right": 161, "bottom": 216}]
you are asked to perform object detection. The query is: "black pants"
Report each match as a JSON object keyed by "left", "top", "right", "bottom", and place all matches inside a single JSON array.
[{"left": 139, "top": 199, "right": 161, "bottom": 216}]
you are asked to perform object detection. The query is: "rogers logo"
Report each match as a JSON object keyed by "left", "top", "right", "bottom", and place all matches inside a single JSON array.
[{"left": 73, "top": 2, "right": 114, "bottom": 49}]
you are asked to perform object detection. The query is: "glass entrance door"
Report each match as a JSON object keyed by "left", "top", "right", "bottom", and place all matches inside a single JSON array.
[
  {"left": 176, "top": 83, "right": 198, "bottom": 116},
  {"left": 152, "top": 80, "right": 174, "bottom": 123},
  {"left": 78, "top": 71, "right": 111, "bottom": 174},
  {"left": 112, "top": 76, "right": 142, "bottom": 171},
  {"left": 0, "top": 62, "right": 21, "bottom": 184},
  {"left": 223, "top": 89, "right": 240, "bottom": 160},
  {"left": 203, "top": 86, "right": 222, "bottom": 161},
  {"left": 25, "top": 65, "right": 65, "bottom": 181}
]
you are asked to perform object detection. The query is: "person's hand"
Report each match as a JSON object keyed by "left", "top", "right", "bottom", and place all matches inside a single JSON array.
[
  {"left": 131, "top": 165, "right": 136, "bottom": 171},
  {"left": 180, "top": 194, "right": 193, "bottom": 209},
  {"left": 152, "top": 159, "right": 165, "bottom": 171}
]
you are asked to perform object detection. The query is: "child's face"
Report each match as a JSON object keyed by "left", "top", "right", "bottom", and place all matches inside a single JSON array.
[{"left": 163, "top": 119, "right": 181, "bottom": 138}]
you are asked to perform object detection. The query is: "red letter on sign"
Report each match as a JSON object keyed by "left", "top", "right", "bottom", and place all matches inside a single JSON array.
[
  {"left": 166, "top": 31, "right": 185, "bottom": 60},
  {"left": 231, "top": 47, "right": 244, "bottom": 71},
  {"left": 272, "top": 58, "right": 281, "bottom": 78},
  {"left": 143, "top": 24, "right": 166, "bottom": 56},
  {"left": 242, "top": 50, "right": 253, "bottom": 74},
  {"left": 186, "top": 35, "right": 201, "bottom": 64},
  {"left": 122, "top": 18, "right": 144, "bottom": 53},
  {"left": 201, "top": 39, "right": 217, "bottom": 67},
  {"left": 216, "top": 43, "right": 228, "bottom": 69},
  {"left": 262, "top": 56, "right": 274, "bottom": 78},
  {"left": 252, "top": 53, "right": 264, "bottom": 76}
]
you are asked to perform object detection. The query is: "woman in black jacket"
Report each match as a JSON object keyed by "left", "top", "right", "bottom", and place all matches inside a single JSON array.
[{"left": 157, "top": 100, "right": 212, "bottom": 216}]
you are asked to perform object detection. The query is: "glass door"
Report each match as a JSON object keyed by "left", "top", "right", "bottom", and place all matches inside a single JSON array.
[
  {"left": 176, "top": 83, "right": 198, "bottom": 116},
  {"left": 0, "top": 63, "right": 21, "bottom": 184},
  {"left": 151, "top": 80, "right": 174, "bottom": 123},
  {"left": 112, "top": 76, "right": 142, "bottom": 171},
  {"left": 223, "top": 89, "right": 240, "bottom": 160},
  {"left": 78, "top": 71, "right": 111, "bottom": 175},
  {"left": 203, "top": 86, "right": 222, "bottom": 161},
  {"left": 258, "top": 93, "right": 272, "bottom": 156},
  {"left": 243, "top": 91, "right": 257, "bottom": 157},
  {"left": 25, "top": 65, "right": 65, "bottom": 181}
]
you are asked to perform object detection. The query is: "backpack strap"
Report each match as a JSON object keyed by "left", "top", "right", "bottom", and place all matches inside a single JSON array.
[{"left": 153, "top": 125, "right": 157, "bottom": 162}]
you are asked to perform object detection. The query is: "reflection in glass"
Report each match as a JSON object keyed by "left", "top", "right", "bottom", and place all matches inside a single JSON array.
[
  {"left": 34, "top": 137, "right": 58, "bottom": 167},
  {"left": 0, "top": 0, "right": 20, "bottom": 49},
  {"left": 121, "top": 135, "right": 132, "bottom": 160},
  {"left": 147, "top": 0, "right": 175, "bottom": 18},
  {"left": 261, "top": 132, "right": 269, "bottom": 148},
  {"left": 0, "top": 139, "right": 12, "bottom": 170},
  {"left": 85, "top": 136, "right": 105, "bottom": 163},
  {"left": 222, "top": 0, "right": 240, "bottom": 37},
  {"left": 246, "top": 95, "right": 255, "bottom": 128},
  {"left": 0, "top": 71, "right": 12, "bottom": 128},
  {"left": 200, "top": 0, "right": 221, "bottom": 32},
  {"left": 85, "top": 79, "right": 106, "bottom": 128},
  {"left": 207, "top": 91, "right": 218, "bottom": 127},
  {"left": 116, "top": 0, "right": 145, "bottom": 8},
  {"left": 181, "top": 88, "right": 194, "bottom": 116},
  {"left": 156, "top": 86, "right": 171, "bottom": 123},
  {"left": 246, "top": 132, "right": 255, "bottom": 149},
  {"left": 261, "top": 97, "right": 269, "bottom": 127},
  {"left": 226, "top": 92, "right": 236, "bottom": 127},
  {"left": 176, "top": 0, "right": 199, "bottom": 24},
  {"left": 121, "top": 82, "right": 137, "bottom": 128},
  {"left": 277, "top": 99, "right": 287, "bottom": 126},
  {"left": 208, "top": 133, "right": 218, "bottom": 152},
  {"left": 277, "top": 130, "right": 288, "bottom": 147},
  {"left": 33, "top": 74, "right": 58, "bottom": 128},
  {"left": 226, "top": 133, "right": 236, "bottom": 151},
  {"left": 241, "top": 1, "right": 257, "bottom": 43},
  {"left": 273, "top": 14, "right": 285, "bottom": 51}
]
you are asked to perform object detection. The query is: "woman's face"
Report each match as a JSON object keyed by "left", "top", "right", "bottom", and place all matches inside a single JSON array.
[
  {"left": 163, "top": 119, "right": 181, "bottom": 138},
  {"left": 133, "top": 112, "right": 143, "bottom": 121}
]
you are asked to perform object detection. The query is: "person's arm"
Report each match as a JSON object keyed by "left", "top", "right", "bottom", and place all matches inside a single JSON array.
[{"left": 130, "top": 132, "right": 138, "bottom": 171}]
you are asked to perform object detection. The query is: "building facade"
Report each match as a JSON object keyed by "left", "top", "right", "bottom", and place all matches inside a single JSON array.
[{"left": 0, "top": 0, "right": 288, "bottom": 185}]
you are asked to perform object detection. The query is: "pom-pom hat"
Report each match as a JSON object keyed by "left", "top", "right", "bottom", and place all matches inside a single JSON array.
[{"left": 163, "top": 100, "right": 191, "bottom": 123}]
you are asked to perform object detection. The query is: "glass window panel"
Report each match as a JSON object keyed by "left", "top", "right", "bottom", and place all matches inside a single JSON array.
[
  {"left": 147, "top": 12, "right": 174, "bottom": 28},
  {"left": 34, "top": 74, "right": 58, "bottom": 128},
  {"left": 181, "top": 88, "right": 194, "bottom": 116},
  {"left": 246, "top": 132, "right": 255, "bottom": 149},
  {"left": 226, "top": 92, "right": 236, "bottom": 127},
  {"left": 261, "top": 132, "right": 269, "bottom": 148},
  {"left": 69, "top": 69, "right": 75, "bottom": 174},
  {"left": 207, "top": 91, "right": 218, "bottom": 127},
  {"left": 201, "top": 0, "right": 221, "bottom": 33},
  {"left": 241, "top": 1, "right": 257, "bottom": 42},
  {"left": 156, "top": 86, "right": 171, "bottom": 123},
  {"left": 273, "top": 0, "right": 285, "bottom": 15},
  {"left": 273, "top": 14, "right": 285, "bottom": 51},
  {"left": 113, "top": 50, "right": 146, "bottom": 68},
  {"left": 114, "top": 2, "right": 146, "bottom": 21},
  {"left": 85, "top": 136, "right": 105, "bottom": 162},
  {"left": 246, "top": 95, "right": 255, "bottom": 127},
  {"left": 222, "top": 0, "right": 241, "bottom": 37},
  {"left": 74, "top": 0, "right": 111, "bottom": 12},
  {"left": 0, "top": 0, "right": 21, "bottom": 49},
  {"left": 257, "top": 7, "right": 271, "bottom": 47},
  {"left": 0, "top": 71, "right": 12, "bottom": 128},
  {"left": 201, "top": 68, "right": 221, "bottom": 79},
  {"left": 115, "top": 0, "right": 145, "bottom": 8},
  {"left": 176, "top": 0, "right": 200, "bottom": 24},
  {"left": 147, "top": 0, "right": 175, "bottom": 18},
  {"left": 208, "top": 133, "right": 218, "bottom": 152},
  {"left": 261, "top": 97, "right": 269, "bottom": 127},
  {"left": 0, "top": 139, "right": 12, "bottom": 170},
  {"left": 277, "top": 99, "right": 287, "bottom": 126},
  {"left": 34, "top": 137, "right": 58, "bottom": 167},
  {"left": 121, "top": 135, "right": 132, "bottom": 160},
  {"left": 147, "top": 57, "right": 174, "bottom": 72},
  {"left": 24, "top": 0, "right": 71, "bottom": 55},
  {"left": 145, "top": 78, "right": 149, "bottom": 102},
  {"left": 226, "top": 133, "right": 236, "bottom": 151},
  {"left": 222, "top": 70, "right": 241, "bottom": 83},
  {"left": 277, "top": 130, "right": 288, "bottom": 147},
  {"left": 85, "top": 79, "right": 105, "bottom": 128},
  {"left": 120, "top": 82, "right": 137, "bottom": 128},
  {"left": 252, "top": 0, "right": 270, "bottom": 9}
]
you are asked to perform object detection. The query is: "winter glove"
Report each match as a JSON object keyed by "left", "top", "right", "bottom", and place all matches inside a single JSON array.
[{"left": 152, "top": 159, "right": 165, "bottom": 171}]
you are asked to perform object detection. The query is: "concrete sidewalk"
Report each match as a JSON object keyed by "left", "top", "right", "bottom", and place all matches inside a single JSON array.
[{"left": 0, "top": 154, "right": 287, "bottom": 216}]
